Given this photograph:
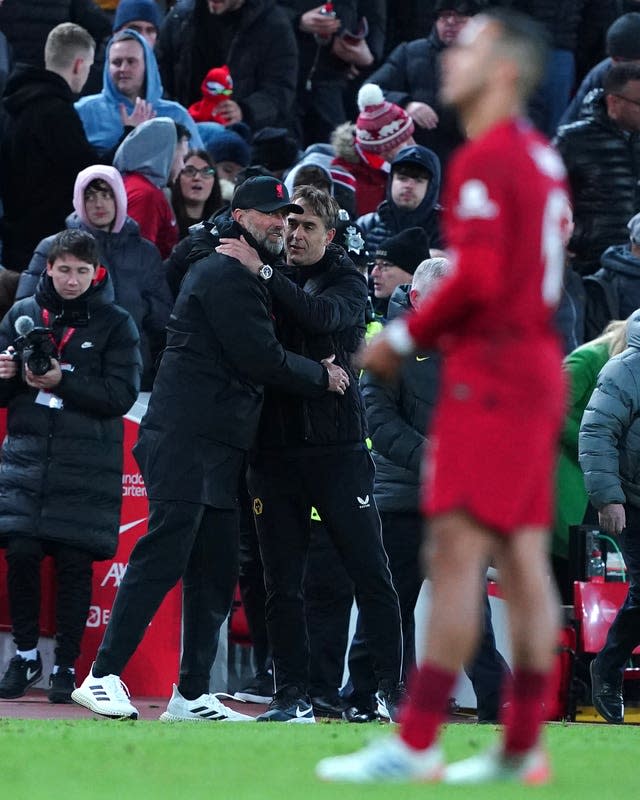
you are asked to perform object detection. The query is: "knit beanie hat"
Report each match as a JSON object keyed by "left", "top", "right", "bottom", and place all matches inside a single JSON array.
[
  {"left": 355, "top": 84, "right": 415, "bottom": 156},
  {"left": 113, "top": 0, "right": 162, "bottom": 32},
  {"left": 606, "top": 13, "right": 640, "bottom": 60},
  {"left": 375, "top": 227, "right": 429, "bottom": 274},
  {"left": 204, "top": 128, "right": 251, "bottom": 167}
]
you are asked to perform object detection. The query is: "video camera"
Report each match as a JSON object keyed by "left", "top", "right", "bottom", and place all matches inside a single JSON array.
[{"left": 12, "top": 315, "right": 57, "bottom": 376}]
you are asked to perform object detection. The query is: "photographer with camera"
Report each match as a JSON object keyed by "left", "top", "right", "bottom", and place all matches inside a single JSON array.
[{"left": 0, "top": 229, "right": 142, "bottom": 704}]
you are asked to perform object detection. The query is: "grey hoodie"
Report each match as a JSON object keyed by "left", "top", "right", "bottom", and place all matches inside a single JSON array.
[{"left": 114, "top": 117, "right": 177, "bottom": 188}]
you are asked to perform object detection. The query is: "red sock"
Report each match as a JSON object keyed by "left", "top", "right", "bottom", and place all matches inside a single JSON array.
[
  {"left": 399, "top": 662, "right": 457, "bottom": 751},
  {"left": 502, "top": 667, "right": 551, "bottom": 755}
]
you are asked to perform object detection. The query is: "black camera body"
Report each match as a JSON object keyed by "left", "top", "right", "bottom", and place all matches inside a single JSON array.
[{"left": 14, "top": 327, "right": 57, "bottom": 376}]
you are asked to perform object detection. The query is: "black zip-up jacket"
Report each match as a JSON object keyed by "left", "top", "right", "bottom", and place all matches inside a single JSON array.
[{"left": 256, "top": 242, "right": 369, "bottom": 451}]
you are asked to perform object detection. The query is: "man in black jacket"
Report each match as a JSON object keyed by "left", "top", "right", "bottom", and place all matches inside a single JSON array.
[
  {"left": 0, "top": 229, "right": 141, "bottom": 704},
  {"left": 157, "top": 0, "right": 298, "bottom": 131},
  {"left": 554, "top": 63, "right": 640, "bottom": 275},
  {"left": 0, "top": 23, "right": 97, "bottom": 283},
  {"left": 217, "top": 185, "right": 403, "bottom": 723},
  {"left": 345, "top": 257, "right": 508, "bottom": 723},
  {"left": 72, "top": 177, "right": 349, "bottom": 721}
]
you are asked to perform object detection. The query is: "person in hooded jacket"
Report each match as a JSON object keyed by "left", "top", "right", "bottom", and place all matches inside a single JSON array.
[
  {"left": 114, "top": 116, "right": 189, "bottom": 259},
  {"left": 75, "top": 28, "right": 202, "bottom": 156},
  {"left": 0, "top": 229, "right": 141, "bottom": 705},
  {"left": 357, "top": 145, "right": 442, "bottom": 256},
  {"left": 15, "top": 165, "right": 172, "bottom": 389}
]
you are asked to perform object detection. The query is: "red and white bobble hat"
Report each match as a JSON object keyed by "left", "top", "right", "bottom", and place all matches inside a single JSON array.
[{"left": 355, "top": 84, "right": 415, "bottom": 156}]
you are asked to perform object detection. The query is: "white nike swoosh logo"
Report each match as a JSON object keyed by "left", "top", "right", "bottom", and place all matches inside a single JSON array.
[
  {"left": 26, "top": 668, "right": 39, "bottom": 681},
  {"left": 295, "top": 705, "right": 311, "bottom": 718},
  {"left": 80, "top": 342, "right": 94, "bottom": 349},
  {"left": 416, "top": 356, "right": 429, "bottom": 362},
  {"left": 118, "top": 518, "right": 147, "bottom": 535}
]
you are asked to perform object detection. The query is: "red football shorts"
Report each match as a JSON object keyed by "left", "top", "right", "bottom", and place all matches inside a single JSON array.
[{"left": 421, "top": 368, "right": 564, "bottom": 535}]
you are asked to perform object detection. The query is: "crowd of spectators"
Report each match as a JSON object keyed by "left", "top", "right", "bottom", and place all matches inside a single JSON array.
[{"left": 0, "top": 0, "right": 638, "bottom": 719}]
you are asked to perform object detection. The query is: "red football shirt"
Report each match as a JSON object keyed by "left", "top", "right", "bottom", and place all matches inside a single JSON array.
[{"left": 405, "top": 117, "right": 570, "bottom": 532}]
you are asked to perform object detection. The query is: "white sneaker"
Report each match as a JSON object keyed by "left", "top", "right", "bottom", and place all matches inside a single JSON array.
[
  {"left": 159, "top": 684, "right": 255, "bottom": 722},
  {"left": 444, "top": 745, "right": 551, "bottom": 785},
  {"left": 71, "top": 664, "right": 138, "bottom": 719},
  {"left": 316, "top": 736, "right": 444, "bottom": 783}
]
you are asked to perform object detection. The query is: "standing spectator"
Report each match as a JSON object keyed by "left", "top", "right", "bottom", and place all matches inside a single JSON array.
[
  {"left": 279, "top": 0, "right": 387, "bottom": 147},
  {"left": 157, "top": 0, "right": 298, "bottom": 131},
  {"left": 345, "top": 259, "right": 509, "bottom": 724},
  {"left": 317, "top": 9, "right": 568, "bottom": 783},
  {"left": 579, "top": 310, "right": 640, "bottom": 724},
  {"left": 171, "top": 149, "right": 222, "bottom": 239},
  {"left": 112, "top": 0, "right": 163, "bottom": 47},
  {"left": 216, "top": 185, "right": 404, "bottom": 724},
  {"left": 554, "top": 63, "right": 640, "bottom": 275},
  {"left": 0, "top": 24, "right": 98, "bottom": 289},
  {"left": 553, "top": 319, "right": 627, "bottom": 598},
  {"left": 0, "top": 230, "right": 141, "bottom": 704},
  {"left": 15, "top": 165, "right": 172, "bottom": 389},
  {"left": 114, "top": 117, "right": 189, "bottom": 258},
  {"left": 75, "top": 29, "right": 202, "bottom": 155},
  {"left": 71, "top": 176, "right": 348, "bottom": 722},
  {"left": 0, "top": 0, "right": 110, "bottom": 67},
  {"left": 367, "top": 0, "right": 481, "bottom": 171},
  {"left": 558, "top": 12, "right": 640, "bottom": 128},
  {"left": 357, "top": 145, "right": 442, "bottom": 256}
]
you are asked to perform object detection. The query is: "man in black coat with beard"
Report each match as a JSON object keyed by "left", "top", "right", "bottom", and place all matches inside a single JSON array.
[
  {"left": 217, "top": 185, "right": 403, "bottom": 724},
  {"left": 72, "top": 177, "right": 350, "bottom": 722}
]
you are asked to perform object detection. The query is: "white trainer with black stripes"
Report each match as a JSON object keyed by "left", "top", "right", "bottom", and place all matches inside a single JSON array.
[
  {"left": 71, "top": 664, "right": 138, "bottom": 719},
  {"left": 159, "top": 684, "right": 255, "bottom": 722}
]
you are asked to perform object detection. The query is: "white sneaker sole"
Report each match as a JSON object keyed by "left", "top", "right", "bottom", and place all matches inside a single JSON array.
[
  {"left": 159, "top": 711, "right": 255, "bottom": 723},
  {"left": 233, "top": 692, "right": 272, "bottom": 704},
  {"left": 71, "top": 688, "right": 138, "bottom": 720}
]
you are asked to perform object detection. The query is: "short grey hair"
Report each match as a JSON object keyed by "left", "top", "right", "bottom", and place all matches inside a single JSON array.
[{"left": 411, "top": 257, "right": 450, "bottom": 293}]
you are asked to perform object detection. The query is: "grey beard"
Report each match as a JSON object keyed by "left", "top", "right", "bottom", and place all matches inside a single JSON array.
[{"left": 242, "top": 219, "right": 283, "bottom": 256}]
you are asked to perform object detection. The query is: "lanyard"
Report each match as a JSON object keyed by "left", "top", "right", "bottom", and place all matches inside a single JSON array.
[{"left": 41, "top": 310, "right": 76, "bottom": 359}]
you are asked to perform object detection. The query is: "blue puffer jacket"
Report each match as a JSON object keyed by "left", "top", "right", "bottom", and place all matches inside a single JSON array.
[{"left": 579, "top": 310, "right": 640, "bottom": 510}]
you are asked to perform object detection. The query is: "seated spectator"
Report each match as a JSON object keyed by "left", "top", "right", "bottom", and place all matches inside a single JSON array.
[
  {"left": 284, "top": 146, "right": 357, "bottom": 219},
  {"left": 171, "top": 149, "right": 223, "bottom": 239},
  {"left": 112, "top": 0, "right": 163, "bottom": 47},
  {"left": 584, "top": 211, "right": 640, "bottom": 340},
  {"left": 202, "top": 126, "right": 252, "bottom": 198},
  {"left": 331, "top": 84, "right": 415, "bottom": 217},
  {"left": 75, "top": 28, "right": 202, "bottom": 156},
  {"left": 250, "top": 127, "right": 301, "bottom": 180},
  {"left": 0, "top": 229, "right": 141, "bottom": 705},
  {"left": 370, "top": 227, "right": 430, "bottom": 320},
  {"left": 16, "top": 165, "right": 172, "bottom": 389},
  {"left": 558, "top": 12, "right": 640, "bottom": 128},
  {"left": 554, "top": 63, "right": 640, "bottom": 275},
  {"left": 357, "top": 145, "right": 442, "bottom": 256},
  {"left": 157, "top": 0, "right": 298, "bottom": 130},
  {"left": 114, "top": 117, "right": 189, "bottom": 258}
]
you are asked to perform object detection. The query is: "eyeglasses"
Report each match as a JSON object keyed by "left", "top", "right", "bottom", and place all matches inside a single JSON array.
[
  {"left": 372, "top": 261, "right": 399, "bottom": 272},
  {"left": 612, "top": 93, "right": 640, "bottom": 109},
  {"left": 182, "top": 165, "right": 216, "bottom": 179}
]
